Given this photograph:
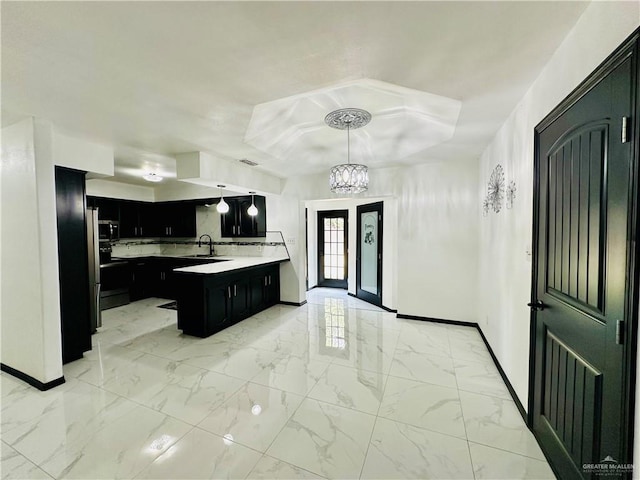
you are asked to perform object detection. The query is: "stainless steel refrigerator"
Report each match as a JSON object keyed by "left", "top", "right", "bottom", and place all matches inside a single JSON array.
[{"left": 86, "top": 207, "right": 102, "bottom": 332}]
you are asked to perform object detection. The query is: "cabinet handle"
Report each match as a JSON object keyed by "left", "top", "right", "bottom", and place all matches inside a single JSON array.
[
  {"left": 169, "top": 227, "right": 172, "bottom": 235},
  {"left": 269, "top": 275, "right": 271, "bottom": 285},
  {"left": 234, "top": 284, "right": 237, "bottom": 296},
  {"left": 264, "top": 277, "right": 267, "bottom": 286},
  {"left": 140, "top": 227, "right": 143, "bottom": 236}
]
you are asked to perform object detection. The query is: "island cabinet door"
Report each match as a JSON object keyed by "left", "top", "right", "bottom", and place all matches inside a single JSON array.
[
  {"left": 230, "top": 277, "right": 251, "bottom": 321},
  {"left": 206, "top": 283, "right": 232, "bottom": 332},
  {"left": 176, "top": 274, "right": 207, "bottom": 336},
  {"left": 265, "top": 265, "right": 280, "bottom": 306},
  {"left": 250, "top": 269, "right": 268, "bottom": 313}
]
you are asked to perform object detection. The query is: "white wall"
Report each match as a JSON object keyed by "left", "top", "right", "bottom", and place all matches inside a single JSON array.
[
  {"left": 53, "top": 133, "right": 114, "bottom": 176},
  {"left": 283, "top": 159, "right": 479, "bottom": 319},
  {"left": 266, "top": 193, "right": 307, "bottom": 304},
  {"left": 476, "top": 0, "right": 639, "bottom": 438},
  {"left": 1, "top": 118, "right": 63, "bottom": 383},
  {"left": 396, "top": 159, "right": 479, "bottom": 321},
  {"left": 86, "top": 178, "right": 155, "bottom": 202}
]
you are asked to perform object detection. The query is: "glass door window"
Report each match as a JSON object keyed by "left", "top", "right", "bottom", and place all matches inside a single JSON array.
[
  {"left": 356, "top": 202, "right": 383, "bottom": 306},
  {"left": 318, "top": 210, "right": 348, "bottom": 288}
]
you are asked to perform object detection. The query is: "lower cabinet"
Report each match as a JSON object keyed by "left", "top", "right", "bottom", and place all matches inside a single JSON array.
[
  {"left": 128, "top": 257, "right": 216, "bottom": 301},
  {"left": 176, "top": 264, "right": 281, "bottom": 338},
  {"left": 250, "top": 265, "right": 280, "bottom": 313}
]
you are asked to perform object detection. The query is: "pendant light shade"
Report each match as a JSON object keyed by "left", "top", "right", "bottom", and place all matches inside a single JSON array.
[
  {"left": 216, "top": 185, "right": 229, "bottom": 214},
  {"left": 325, "top": 108, "right": 370, "bottom": 194},
  {"left": 247, "top": 192, "right": 259, "bottom": 216},
  {"left": 329, "top": 164, "right": 369, "bottom": 194}
]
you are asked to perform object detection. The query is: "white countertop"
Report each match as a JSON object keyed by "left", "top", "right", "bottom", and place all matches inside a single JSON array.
[{"left": 173, "top": 255, "right": 289, "bottom": 275}]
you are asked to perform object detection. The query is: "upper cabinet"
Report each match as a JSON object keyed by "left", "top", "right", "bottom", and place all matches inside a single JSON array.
[
  {"left": 220, "top": 195, "right": 266, "bottom": 237},
  {"left": 156, "top": 202, "right": 197, "bottom": 237},
  {"left": 88, "top": 197, "right": 196, "bottom": 238},
  {"left": 88, "top": 196, "right": 119, "bottom": 221}
]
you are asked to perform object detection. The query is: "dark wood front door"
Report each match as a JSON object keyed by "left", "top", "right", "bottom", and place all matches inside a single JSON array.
[
  {"left": 531, "top": 34, "right": 637, "bottom": 479},
  {"left": 318, "top": 210, "right": 348, "bottom": 288}
]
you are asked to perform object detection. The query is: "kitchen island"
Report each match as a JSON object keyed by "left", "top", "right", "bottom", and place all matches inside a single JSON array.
[{"left": 173, "top": 255, "right": 289, "bottom": 337}]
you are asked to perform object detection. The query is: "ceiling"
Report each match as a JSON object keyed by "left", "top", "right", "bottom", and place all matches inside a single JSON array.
[{"left": 1, "top": 1, "right": 591, "bottom": 188}]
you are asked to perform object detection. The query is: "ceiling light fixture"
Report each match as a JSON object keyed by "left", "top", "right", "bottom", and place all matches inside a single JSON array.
[
  {"left": 142, "top": 172, "right": 163, "bottom": 183},
  {"left": 247, "top": 191, "right": 259, "bottom": 216},
  {"left": 325, "top": 108, "right": 370, "bottom": 194},
  {"left": 216, "top": 184, "right": 229, "bottom": 214}
]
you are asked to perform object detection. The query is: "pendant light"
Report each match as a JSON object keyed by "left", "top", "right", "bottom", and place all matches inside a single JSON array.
[
  {"left": 247, "top": 191, "right": 259, "bottom": 216},
  {"left": 325, "top": 108, "right": 370, "bottom": 194},
  {"left": 216, "top": 184, "right": 229, "bottom": 214}
]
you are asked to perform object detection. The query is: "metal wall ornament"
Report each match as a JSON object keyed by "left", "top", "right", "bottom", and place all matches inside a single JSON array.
[
  {"left": 487, "top": 164, "right": 505, "bottom": 213},
  {"left": 482, "top": 164, "right": 516, "bottom": 216},
  {"left": 506, "top": 181, "right": 517, "bottom": 209}
]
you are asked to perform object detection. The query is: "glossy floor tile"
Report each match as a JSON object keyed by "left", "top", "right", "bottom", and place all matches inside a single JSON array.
[{"left": 0, "top": 290, "right": 555, "bottom": 479}]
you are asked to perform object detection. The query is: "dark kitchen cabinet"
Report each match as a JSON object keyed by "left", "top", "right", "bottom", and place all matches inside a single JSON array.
[
  {"left": 155, "top": 258, "right": 180, "bottom": 298},
  {"left": 206, "top": 283, "right": 232, "bottom": 330},
  {"left": 129, "top": 258, "right": 157, "bottom": 301},
  {"left": 250, "top": 265, "right": 280, "bottom": 313},
  {"left": 121, "top": 201, "right": 161, "bottom": 238},
  {"left": 156, "top": 202, "right": 197, "bottom": 238},
  {"left": 176, "top": 272, "right": 233, "bottom": 337},
  {"left": 221, "top": 195, "right": 266, "bottom": 237},
  {"left": 176, "top": 262, "right": 281, "bottom": 338},
  {"left": 126, "top": 256, "right": 219, "bottom": 301},
  {"left": 89, "top": 196, "right": 119, "bottom": 221},
  {"left": 229, "top": 276, "right": 251, "bottom": 320},
  {"left": 55, "top": 166, "right": 92, "bottom": 363},
  {"left": 88, "top": 197, "right": 197, "bottom": 238},
  {"left": 119, "top": 200, "right": 142, "bottom": 238}
]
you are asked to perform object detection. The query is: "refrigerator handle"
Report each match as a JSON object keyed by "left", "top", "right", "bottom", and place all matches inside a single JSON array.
[
  {"left": 95, "top": 283, "right": 102, "bottom": 328},
  {"left": 93, "top": 210, "right": 101, "bottom": 281}
]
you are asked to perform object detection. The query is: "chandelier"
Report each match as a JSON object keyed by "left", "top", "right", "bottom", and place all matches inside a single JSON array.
[{"left": 325, "top": 108, "right": 371, "bottom": 194}]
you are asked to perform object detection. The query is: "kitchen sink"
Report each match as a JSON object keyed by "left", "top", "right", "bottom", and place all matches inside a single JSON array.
[{"left": 182, "top": 255, "right": 227, "bottom": 261}]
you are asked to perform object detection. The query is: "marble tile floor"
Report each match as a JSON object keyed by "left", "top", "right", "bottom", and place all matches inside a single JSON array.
[{"left": 1, "top": 289, "right": 556, "bottom": 479}]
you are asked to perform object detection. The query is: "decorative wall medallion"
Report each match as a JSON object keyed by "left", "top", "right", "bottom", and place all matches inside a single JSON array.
[
  {"left": 482, "top": 165, "right": 516, "bottom": 216},
  {"left": 487, "top": 164, "right": 505, "bottom": 213},
  {"left": 506, "top": 181, "right": 517, "bottom": 209}
]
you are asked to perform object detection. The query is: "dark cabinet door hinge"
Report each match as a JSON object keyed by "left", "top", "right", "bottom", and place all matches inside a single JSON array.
[{"left": 621, "top": 117, "right": 629, "bottom": 143}]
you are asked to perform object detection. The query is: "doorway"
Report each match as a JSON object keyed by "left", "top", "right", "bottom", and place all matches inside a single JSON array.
[
  {"left": 317, "top": 210, "right": 348, "bottom": 288},
  {"left": 356, "top": 202, "right": 383, "bottom": 306},
  {"left": 530, "top": 32, "right": 637, "bottom": 479}
]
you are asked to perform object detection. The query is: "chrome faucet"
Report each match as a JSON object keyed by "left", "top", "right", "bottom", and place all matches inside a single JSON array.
[{"left": 198, "top": 234, "right": 214, "bottom": 256}]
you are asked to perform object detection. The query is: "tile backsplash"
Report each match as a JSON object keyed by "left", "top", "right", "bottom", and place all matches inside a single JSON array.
[{"left": 111, "top": 230, "right": 288, "bottom": 259}]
